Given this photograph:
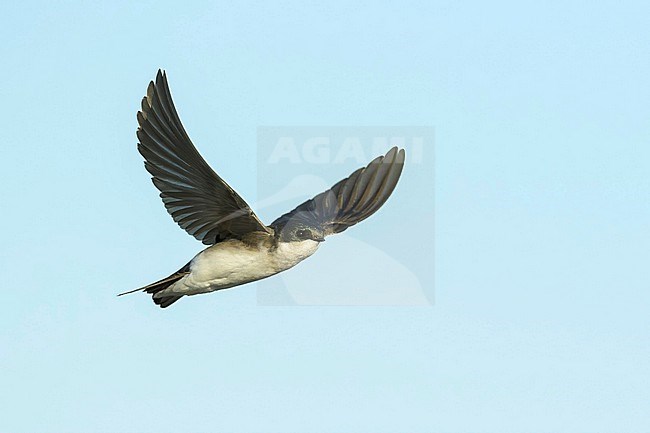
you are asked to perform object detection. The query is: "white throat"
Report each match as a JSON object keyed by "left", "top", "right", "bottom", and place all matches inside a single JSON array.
[{"left": 273, "top": 239, "right": 320, "bottom": 272}]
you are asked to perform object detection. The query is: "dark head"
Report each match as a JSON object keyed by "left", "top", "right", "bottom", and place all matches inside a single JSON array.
[{"left": 276, "top": 223, "right": 326, "bottom": 243}]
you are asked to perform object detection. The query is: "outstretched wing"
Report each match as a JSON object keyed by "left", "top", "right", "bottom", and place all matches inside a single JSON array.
[
  {"left": 137, "top": 70, "right": 272, "bottom": 245},
  {"left": 271, "top": 147, "right": 405, "bottom": 236}
]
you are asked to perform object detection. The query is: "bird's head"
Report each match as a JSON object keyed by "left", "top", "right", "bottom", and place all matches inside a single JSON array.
[{"left": 276, "top": 222, "right": 326, "bottom": 243}]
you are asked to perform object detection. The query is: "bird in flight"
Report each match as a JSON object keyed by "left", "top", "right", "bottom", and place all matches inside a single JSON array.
[{"left": 120, "top": 70, "right": 406, "bottom": 308}]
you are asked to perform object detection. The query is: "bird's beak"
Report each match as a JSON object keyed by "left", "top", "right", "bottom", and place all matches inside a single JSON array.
[{"left": 314, "top": 235, "right": 326, "bottom": 242}]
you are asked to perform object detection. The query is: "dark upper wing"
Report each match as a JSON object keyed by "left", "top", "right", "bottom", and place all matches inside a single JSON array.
[
  {"left": 271, "top": 147, "right": 405, "bottom": 236},
  {"left": 137, "top": 70, "right": 271, "bottom": 244}
]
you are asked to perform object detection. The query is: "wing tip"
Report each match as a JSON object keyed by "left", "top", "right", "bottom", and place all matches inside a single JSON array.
[
  {"left": 385, "top": 146, "right": 406, "bottom": 162},
  {"left": 156, "top": 68, "right": 165, "bottom": 82},
  {"left": 397, "top": 147, "right": 406, "bottom": 162},
  {"left": 148, "top": 68, "right": 168, "bottom": 104}
]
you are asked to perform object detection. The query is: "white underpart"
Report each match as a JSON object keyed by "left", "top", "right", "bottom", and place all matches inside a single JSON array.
[{"left": 159, "top": 239, "right": 320, "bottom": 297}]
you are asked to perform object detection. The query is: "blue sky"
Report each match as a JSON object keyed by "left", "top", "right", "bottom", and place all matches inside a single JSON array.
[{"left": 1, "top": 1, "right": 649, "bottom": 432}]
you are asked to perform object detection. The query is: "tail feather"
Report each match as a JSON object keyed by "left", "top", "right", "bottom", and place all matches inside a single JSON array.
[
  {"left": 119, "top": 263, "right": 190, "bottom": 308},
  {"left": 154, "top": 295, "right": 183, "bottom": 308}
]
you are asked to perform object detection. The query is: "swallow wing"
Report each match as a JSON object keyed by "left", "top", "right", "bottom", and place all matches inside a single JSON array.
[
  {"left": 137, "top": 70, "right": 271, "bottom": 244},
  {"left": 271, "top": 147, "right": 405, "bottom": 236}
]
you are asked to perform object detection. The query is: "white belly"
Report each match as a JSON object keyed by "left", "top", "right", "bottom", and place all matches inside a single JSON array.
[{"left": 169, "top": 239, "right": 320, "bottom": 296}]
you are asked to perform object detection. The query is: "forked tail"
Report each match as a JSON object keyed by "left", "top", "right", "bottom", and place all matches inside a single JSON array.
[{"left": 118, "top": 263, "right": 190, "bottom": 308}]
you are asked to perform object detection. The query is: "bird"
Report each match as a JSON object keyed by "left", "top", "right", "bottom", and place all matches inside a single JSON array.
[{"left": 119, "top": 70, "right": 406, "bottom": 308}]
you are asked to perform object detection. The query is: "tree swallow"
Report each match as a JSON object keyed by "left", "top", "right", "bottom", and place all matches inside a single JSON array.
[{"left": 119, "top": 70, "right": 406, "bottom": 308}]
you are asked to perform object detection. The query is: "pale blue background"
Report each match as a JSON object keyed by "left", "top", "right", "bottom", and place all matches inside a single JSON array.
[{"left": 1, "top": 1, "right": 649, "bottom": 432}]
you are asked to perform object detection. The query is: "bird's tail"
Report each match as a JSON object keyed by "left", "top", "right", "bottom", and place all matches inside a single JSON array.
[{"left": 118, "top": 263, "right": 190, "bottom": 308}]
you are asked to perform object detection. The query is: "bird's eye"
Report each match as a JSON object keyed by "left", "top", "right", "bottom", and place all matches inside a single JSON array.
[{"left": 296, "top": 229, "right": 310, "bottom": 239}]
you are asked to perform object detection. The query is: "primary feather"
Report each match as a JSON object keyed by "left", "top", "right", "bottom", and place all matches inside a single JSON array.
[
  {"left": 137, "top": 70, "right": 271, "bottom": 245},
  {"left": 271, "top": 146, "right": 405, "bottom": 236}
]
